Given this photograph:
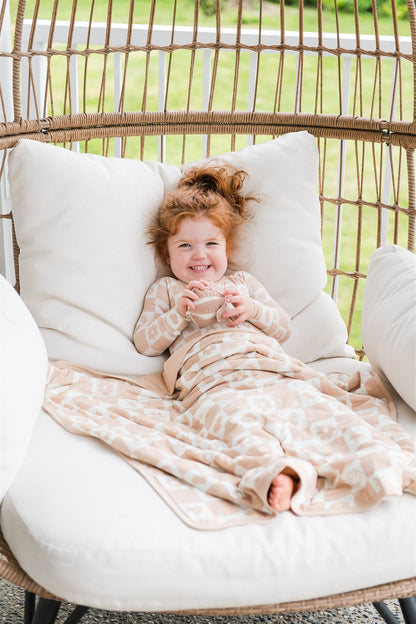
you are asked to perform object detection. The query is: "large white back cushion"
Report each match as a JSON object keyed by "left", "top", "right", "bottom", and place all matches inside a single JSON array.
[{"left": 8, "top": 133, "right": 353, "bottom": 376}]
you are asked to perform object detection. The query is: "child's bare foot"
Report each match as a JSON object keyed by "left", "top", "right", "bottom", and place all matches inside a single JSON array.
[{"left": 267, "top": 473, "right": 295, "bottom": 511}]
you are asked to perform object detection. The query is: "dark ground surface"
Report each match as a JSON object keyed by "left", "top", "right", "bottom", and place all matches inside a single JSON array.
[{"left": 0, "top": 578, "right": 406, "bottom": 624}]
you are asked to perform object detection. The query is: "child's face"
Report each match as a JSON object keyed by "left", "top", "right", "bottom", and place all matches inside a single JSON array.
[{"left": 166, "top": 216, "right": 228, "bottom": 283}]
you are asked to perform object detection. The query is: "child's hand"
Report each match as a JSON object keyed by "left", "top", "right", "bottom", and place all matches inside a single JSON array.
[
  {"left": 222, "top": 288, "right": 256, "bottom": 326},
  {"left": 177, "top": 280, "right": 211, "bottom": 317}
]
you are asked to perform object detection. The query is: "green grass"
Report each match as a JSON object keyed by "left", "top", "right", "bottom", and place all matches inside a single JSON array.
[
  {"left": 10, "top": 0, "right": 412, "bottom": 35},
  {"left": 8, "top": 0, "right": 414, "bottom": 351}
]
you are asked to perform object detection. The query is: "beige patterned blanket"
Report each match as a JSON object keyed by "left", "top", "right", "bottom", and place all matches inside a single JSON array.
[{"left": 44, "top": 329, "right": 416, "bottom": 530}]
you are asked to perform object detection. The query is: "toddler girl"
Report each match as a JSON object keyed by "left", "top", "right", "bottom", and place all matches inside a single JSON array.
[{"left": 134, "top": 164, "right": 297, "bottom": 512}]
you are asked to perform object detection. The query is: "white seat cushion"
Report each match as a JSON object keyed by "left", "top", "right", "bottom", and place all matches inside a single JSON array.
[{"left": 1, "top": 357, "right": 414, "bottom": 612}]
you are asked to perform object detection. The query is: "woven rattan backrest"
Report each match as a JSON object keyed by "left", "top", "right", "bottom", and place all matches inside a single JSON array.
[{"left": 0, "top": 0, "right": 415, "bottom": 356}]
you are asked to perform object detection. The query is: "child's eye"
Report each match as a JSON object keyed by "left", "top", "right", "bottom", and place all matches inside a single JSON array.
[
  {"left": 179, "top": 243, "right": 190, "bottom": 248},
  {"left": 206, "top": 241, "right": 218, "bottom": 246}
]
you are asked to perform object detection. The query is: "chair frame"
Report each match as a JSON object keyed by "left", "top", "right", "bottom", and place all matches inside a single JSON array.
[{"left": 0, "top": 0, "right": 415, "bottom": 622}]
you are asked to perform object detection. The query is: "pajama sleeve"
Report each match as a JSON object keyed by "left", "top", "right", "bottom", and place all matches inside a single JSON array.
[
  {"left": 133, "top": 279, "right": 189, "bottom": 356},
  {"left": 245, "top": 273, "right": 292, "bottom": 343}
]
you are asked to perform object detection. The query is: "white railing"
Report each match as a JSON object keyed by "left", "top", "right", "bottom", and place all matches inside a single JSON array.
[{"left": 21, "top": 20, "right": 412, "bottom": 123}]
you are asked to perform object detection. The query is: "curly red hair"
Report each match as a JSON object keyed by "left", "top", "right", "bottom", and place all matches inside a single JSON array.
[{"left": 148, "top": 164, "right": 257, "bottom": 266}]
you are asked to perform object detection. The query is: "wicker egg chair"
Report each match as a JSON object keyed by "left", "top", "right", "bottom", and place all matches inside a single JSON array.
[{"left": 0, "top": 0, "right": 415, "bottom": 623}]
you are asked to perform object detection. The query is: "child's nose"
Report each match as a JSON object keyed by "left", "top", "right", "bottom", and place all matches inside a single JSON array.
[{"left": 192, "top": 246, "right": 206, "bottom": 259}]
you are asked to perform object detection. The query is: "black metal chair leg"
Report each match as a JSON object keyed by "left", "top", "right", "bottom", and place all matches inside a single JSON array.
[
  {"left": 373, "top": 601, "right": 400, "bottom": 624},
  {"left": 30, "top": 597, "right": 61, "bottom": 624},
  {"left": 63, "top": 605, "right": 89, "bottom": 624},
  {"left": 399, "top": 595, "right": 416, "bottom": 624},
  {"left": 23, "top": 590, "right": 89, "bottom": 624},
  {"left": 24, "top": 591, "right": 36, "bottom": 624}
]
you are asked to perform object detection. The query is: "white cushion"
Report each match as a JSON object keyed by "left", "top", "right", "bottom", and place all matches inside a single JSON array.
[
  {"left": 0, "top": 274, "right": 48, "bottom": 502},
  {"left": 1, "top": 357, "right": 414, "bottom": 611},
  {"left": 9, "top": 140, "right": 174, "bottom": 376},
  {"left": 284, "top": 291, "right": 355, "bottom": 361},
  {"left": 362, "top": 244, "right": 416, "bottom": 410},
  {"left": 8, "top": 133, "right": 353, "bottom": 375}
]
